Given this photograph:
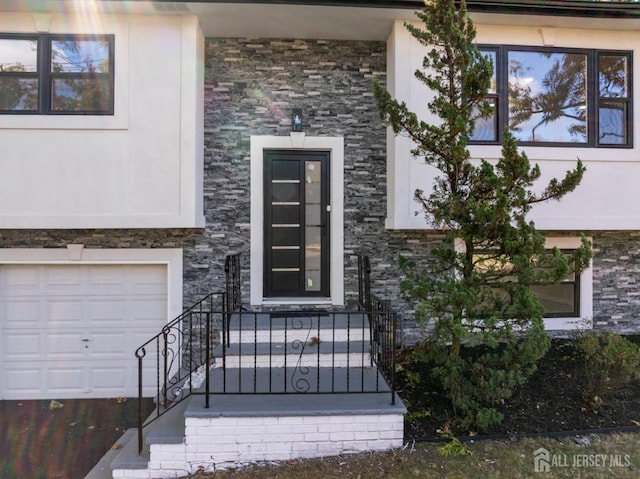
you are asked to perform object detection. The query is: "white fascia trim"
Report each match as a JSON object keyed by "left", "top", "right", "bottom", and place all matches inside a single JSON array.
[
  {"left": 250, "top": 133, "right": 344, "bottom": 307},
  {"left": 0, "top": 247, "right": 183, "bottom": 323}
]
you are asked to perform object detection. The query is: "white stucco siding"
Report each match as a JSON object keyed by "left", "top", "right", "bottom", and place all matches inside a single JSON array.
[
  {"left": 0, "top": 12, "right": 205, "bottom": 229},
  {"left": 386, "top": 18, "right": 640, "bottom": 231}
]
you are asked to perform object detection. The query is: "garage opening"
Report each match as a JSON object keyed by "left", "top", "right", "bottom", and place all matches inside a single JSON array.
[{"left": 0, "top": 264, "right": 167, "bottom": 399}]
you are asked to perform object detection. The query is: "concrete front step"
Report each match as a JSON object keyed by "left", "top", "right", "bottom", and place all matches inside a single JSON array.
[
  {"left": 206, "top": 366, "right": 389, "bottom": 394},
  {"left": 109, "top": 392, "right": 406, "bottom": 479},
  {"left": 85, "top": 400, "right": 191, "bottom": 478},
  {"left": 225, "top": 312, "right": 370, "bottom": 344},
  {"left": 84, "top": 429, "right": 139, "bottom": 479},
  {"left": 216, "top": 340, "right": 371, "bottom": 368}
]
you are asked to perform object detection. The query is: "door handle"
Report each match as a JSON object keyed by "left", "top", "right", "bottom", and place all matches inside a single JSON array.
[{"left": 81, "top": 338, "right": 90, "bottom": 342}]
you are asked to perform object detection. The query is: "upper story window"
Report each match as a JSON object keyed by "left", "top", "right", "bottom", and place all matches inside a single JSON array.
[
  {"left": 0, "top": 34, "right": 114, "bottom": 115},
  {"left": 470, "top": 46, "right": 632, "bottom": 148}
]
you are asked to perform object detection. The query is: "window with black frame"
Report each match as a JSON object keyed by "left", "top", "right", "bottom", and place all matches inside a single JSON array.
[
  {"left": 0, "top": 34, "right": 114, "bottom": 115},
  {"left": 470, "top": 46, "right": 632, "bottom": 147},
  {"left": 472, "top": 250, "right": 580, "bottom": 318}
]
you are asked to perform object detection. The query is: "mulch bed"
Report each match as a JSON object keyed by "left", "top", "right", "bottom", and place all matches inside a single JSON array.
[
  {"left": 0, "top": 397, "right": 153, "bottom": 479},
  {"left": 399, "top": 336, "right": 640, "bottom": 440},
  {"left": 3, "top": 337, "right": 640, "bottom": 478}
]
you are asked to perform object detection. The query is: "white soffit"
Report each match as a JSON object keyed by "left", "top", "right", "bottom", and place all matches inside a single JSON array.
[{"left": 1, "top": 2, "right": 639, "bottom": 40}]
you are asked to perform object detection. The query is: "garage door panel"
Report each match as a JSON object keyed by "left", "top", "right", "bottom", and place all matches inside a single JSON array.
[
  {"left": 1, "top": 266, "right": 40, "bottom": 287},
  {"left": 1, "top": 263, "right": 169, "bottom": 399},
  {"left": 48, "top": 332, "right": 85, "bottom": 359},
  {"left": 87, "top": 266, "right": 126, "bottom": 285},
  {"left": 131, "top": 298, "right": 169, "bottom": 324},
  {"left": 48, "top": 367, "right": 85, "bottom": 392},
  {"left": 3, "top": 300, "right": 42, "bottom": 327},
  {"left": 87, "top": 299, "right": 127, "bottom": 326},
  {"left": 90, "top": 332, "right": 130, "bottom": 359},
  {"left": 3, "top": 332, "right": 42, "bottom": 358},
  {"left": 88, "top": 265, "right": 164, "bottom": 286},
  {"left": 89, "top": 365, "right": 128, "bottom": 389},
  {"left": 46, "top": 267, "right": 84, "bottom": 286},
  {"left": 47, "top": 299, "right": 84, "bottom": 327},
  {"left": 128, "top": 284, "right": 167, "bottom": 295},
  {"left": 4, "top": 367, "right": 44, "bottom": 396}
]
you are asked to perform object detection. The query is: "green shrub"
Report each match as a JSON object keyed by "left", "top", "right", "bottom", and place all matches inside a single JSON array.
[
  {"left": 427, "top": 328, "right": 550, "bottom": 432},
  {"left": 398, "top": 332, "right": 550, "bottom": 433},
  {"left": 438, "top": 436, "right": 473, "bottom": 457},
  {"left": 375, "top": 0, "right": 589, "bottom": 435},
  {"left": 574, "top": 331, "right": 640, "bottom": 404}
]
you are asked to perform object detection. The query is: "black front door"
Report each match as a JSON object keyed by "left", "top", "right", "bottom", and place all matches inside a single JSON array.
[{"left": 264, "top": 150, "right": 329, "bottom": 297}]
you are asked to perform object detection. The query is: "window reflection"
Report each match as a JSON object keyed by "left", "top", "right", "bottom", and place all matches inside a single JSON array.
[
  {"left": 508, "top": 51, "right": 587, "bottom": 143},
  {"left": 469, "top": 50, "right": 497, "bottom": 142},
  {"left": 51, "top": 40, "right": 110, "bottom": 73},
  {"left": 0, "top": 39, "right": 38, "bottom": 111},
  {"left": 0, "top": 39, "right": 37, "bottom": 72},
  {"left": 599, "top": 55, "right": 628, "bottom": 98},
  {"left": 470, "top": 98, "right": 497, "bottom": 142},
  {"left": 0, "top": 35, "right": 113, "bottom": 114},
  {"left": 599, "top": 101, "right": 627, "bottom": 145},
  {"left": 51, "top": 78, "right": 111, "bottom": 111},
  {"left": 598, "top": 54, "right": 629, "bottom": 145},
  {"left": 0, "top": 78, "right": 38, "bottom": 111},
  {"left": 483, "top": 50, "right": 497, "bottom": 94}
]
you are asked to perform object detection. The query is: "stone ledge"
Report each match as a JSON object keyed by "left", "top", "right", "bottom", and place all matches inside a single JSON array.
[{"left": 185, "top": 392, "right": 406, "bottom": 418}]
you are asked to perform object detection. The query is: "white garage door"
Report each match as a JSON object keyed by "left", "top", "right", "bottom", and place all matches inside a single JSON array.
[{"left": 0, "top": 264, "right": 167, "bottom": 399}]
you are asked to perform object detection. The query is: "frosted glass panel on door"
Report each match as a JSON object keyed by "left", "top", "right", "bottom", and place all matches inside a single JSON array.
[{"left": 305, "top": 161, "right": 321, "bottom": 292}]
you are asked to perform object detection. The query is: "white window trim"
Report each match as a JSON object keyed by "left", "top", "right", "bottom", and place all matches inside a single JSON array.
[
  {"left": 250, "top": 133, "right": 344, "bottom": 306},
  {"left": 0, "top": 246, "right": 183, "bottom": 322},
  {"left": 543, "top": 237, "right": 593, "bottom": 331}
]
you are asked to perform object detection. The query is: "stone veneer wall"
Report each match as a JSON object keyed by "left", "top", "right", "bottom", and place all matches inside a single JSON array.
[
  {"left": 2, "top": 39, "right": 640, "bottom": 340},
  {"left": 0, "top": 39, "right": 438, "bottom": 344},
  {"left": 200, "top": 38, "right": 438, "bottom": 341},
  {"left": 591, "top": 231, "right": 640, "bottom": 333}
]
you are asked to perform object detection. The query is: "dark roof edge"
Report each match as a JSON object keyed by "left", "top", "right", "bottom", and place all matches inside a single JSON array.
[{"left": 138, "top": 0, "right": 640, "bottom": 19}]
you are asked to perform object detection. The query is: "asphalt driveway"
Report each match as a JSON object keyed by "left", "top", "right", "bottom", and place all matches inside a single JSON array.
[{"left": 0, "top": 398, "right": 153, "bottom": 479}]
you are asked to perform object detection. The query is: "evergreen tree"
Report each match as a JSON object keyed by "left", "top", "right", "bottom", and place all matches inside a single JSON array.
[{"left": 374, "top": 0, "right": 592, "bottom": 430}]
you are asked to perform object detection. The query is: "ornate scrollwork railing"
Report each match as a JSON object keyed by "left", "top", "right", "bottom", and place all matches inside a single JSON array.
[{"left": 136, "top": 253, "right": 243, "bottom": 455}]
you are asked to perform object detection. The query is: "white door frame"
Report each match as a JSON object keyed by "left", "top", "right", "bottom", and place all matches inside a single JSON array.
[{"left": 250, "top": 134, "right": 344, "bottom": 306}]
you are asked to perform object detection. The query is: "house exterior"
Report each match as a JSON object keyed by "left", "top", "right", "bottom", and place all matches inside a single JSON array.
[{"left": 1, "top": 0, "right": 640, "bottom": 405}]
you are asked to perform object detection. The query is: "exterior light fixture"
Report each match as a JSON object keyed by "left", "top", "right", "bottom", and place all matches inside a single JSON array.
[{"left": 292, "top": 108, "right": 303, "bottom": 132}]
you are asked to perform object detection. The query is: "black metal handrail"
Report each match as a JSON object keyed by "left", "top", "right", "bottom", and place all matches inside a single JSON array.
[
  {"left": 357, "top": 253, "right": 397, "bottom": 404},
  {"left": 135, "top": 253, "right": 398, "bottom": 455},
  {"left": 213, "top": 310, "right": 388, "bottom": 396},
  {"left": 357, "top": 253, "right": 372, "bottom": 313},
  {"left": 369, "top": 296, "right": 397, "bottom": 405},
  {"left": 224, "top": 252, "right": 241, "bottom": 345},
  {"left": 135, "top": 253, "right": 242, "bottom": 455},
  {"left": 135, "top": 291, "right": 222, "bottom": 454}
]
